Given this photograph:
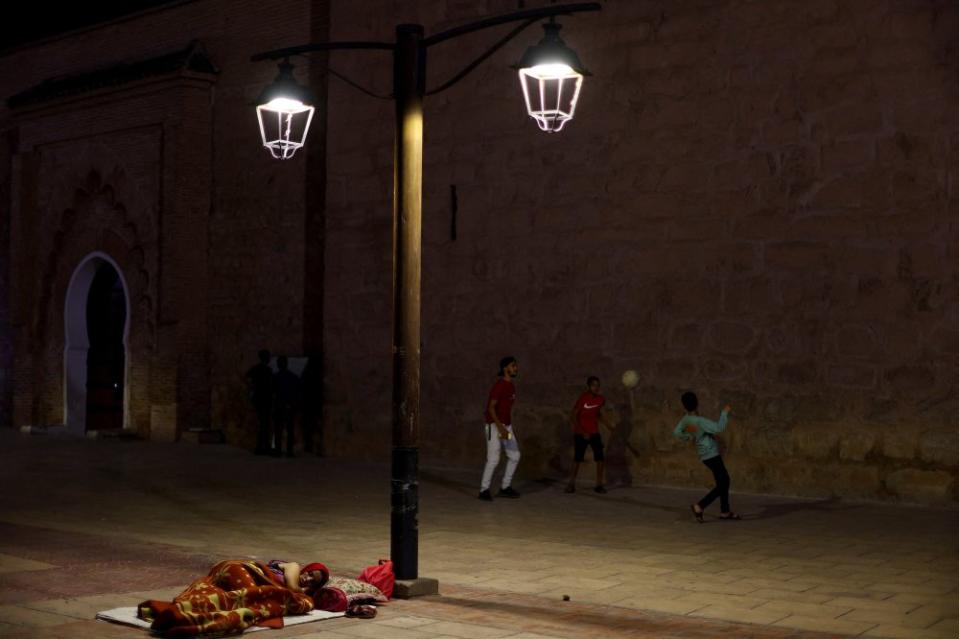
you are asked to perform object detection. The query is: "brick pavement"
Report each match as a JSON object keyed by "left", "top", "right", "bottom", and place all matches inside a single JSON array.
[{"left": 0, "top": 430, "right": 956, "bottom": 638}]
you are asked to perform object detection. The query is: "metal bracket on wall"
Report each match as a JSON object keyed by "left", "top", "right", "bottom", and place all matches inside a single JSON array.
[{"left": 450, "top": 184, "right": 458, "bottom": 242}]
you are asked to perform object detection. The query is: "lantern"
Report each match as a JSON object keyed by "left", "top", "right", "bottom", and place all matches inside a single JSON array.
[
  {"left": 255, "top": 60, "right": 315, "bottom": 159},
  {"left": 515, "top": 20, "right": 590, "bottom": 132}
]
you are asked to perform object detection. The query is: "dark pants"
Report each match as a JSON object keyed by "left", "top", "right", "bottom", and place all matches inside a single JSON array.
[
  {"left": 254, "top": 402, "right": 272, "bottom": 453},
  {"left": 573, "top": 433, "right": 605, "bottom": 462},
  {"left": 274, "top": 404, "right": 296, "bottom": 454},
  {"left": 698, "top": 455, "right": 730, "bottom": 513}
]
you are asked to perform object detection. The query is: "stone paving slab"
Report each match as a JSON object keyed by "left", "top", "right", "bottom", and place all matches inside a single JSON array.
[
  {"left": 0, "top": 430, "right": 957, "bottom": 638},
  {"left": 0, "top": 554, "right": 54, "bottom": 574},
  {"left": 771, "top": 614, "right": 879, "bottom": 635},
  {"left": 371, "top": 587, "right": 840, "bottom": 638}
]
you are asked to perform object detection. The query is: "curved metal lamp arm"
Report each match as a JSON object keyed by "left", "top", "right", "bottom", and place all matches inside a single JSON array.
[
  {"left": 251, "top": 40, "right": 394, "bottom": 62},
  {"left": 250, "top": 2, "right": 600, "bottom": 99},
  {"left": 249, "top": 1, "right": 599, "bottom": 61},
  {"left": 251, "top": 42, "right": 395, "bottom": 100},
  {"left": 422, "top": 2, "right": 601, "bottom": 47},
  {"left": 426, "top": 18, "right": 536, "bottom": 96}
]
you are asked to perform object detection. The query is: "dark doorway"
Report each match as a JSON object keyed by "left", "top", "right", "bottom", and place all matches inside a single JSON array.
[{"left": 85, "top": 263, "right": 127, "bottom": 431}]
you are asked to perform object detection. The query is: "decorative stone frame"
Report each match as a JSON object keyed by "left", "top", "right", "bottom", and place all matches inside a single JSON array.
[{"left": 63, "top": 251, "right": 131, "bottom": 434}]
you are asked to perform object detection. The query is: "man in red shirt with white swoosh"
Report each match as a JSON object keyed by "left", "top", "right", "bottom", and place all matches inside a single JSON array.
[{"left": 565, "top": 376, "right": 612, "bottom": 494}]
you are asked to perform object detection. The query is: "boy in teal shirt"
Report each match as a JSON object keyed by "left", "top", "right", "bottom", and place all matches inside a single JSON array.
[{"left": 673, "top": 391, "right": 740, "bottom": 522}]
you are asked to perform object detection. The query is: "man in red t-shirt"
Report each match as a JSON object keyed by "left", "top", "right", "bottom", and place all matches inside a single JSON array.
[
  {"left": 565, "top": 376, "right": 612, "bottom": 494},
  {"left": 479, "top": 356, "right": 522, "bottom": 501}
]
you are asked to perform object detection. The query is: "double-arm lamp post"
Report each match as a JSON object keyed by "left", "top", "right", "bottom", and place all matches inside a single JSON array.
[{"left": 252, "top": 2, "right": 600, "bottom": 586}]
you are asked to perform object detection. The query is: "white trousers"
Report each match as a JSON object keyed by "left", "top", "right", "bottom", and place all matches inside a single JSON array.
[{"left": 480, "top": 423, "right": 521, "bottom": 491}]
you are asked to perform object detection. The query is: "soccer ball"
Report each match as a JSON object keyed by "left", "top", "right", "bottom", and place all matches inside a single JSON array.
[{"left": 621, "top": 369, "right": 639, "bottom": 388}]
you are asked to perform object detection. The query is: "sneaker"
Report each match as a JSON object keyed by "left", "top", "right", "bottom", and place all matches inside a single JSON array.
[
  {"left": 594, "top": 485, "right": 608, "bottom": 494},
  {"left": 498, "top": 486, "right": 521, "bottom": 499},
  {"left": 564, "top": 484, "right": 576, "bottom": 494},
  {"left": 478, "top": 489, "right": 493, "bottom": 501}
]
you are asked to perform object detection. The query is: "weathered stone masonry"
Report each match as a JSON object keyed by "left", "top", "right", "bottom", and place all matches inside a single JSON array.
[
  {"left": 321, "top": 0, "right": 959, "bottom": 503},
  {"left": 0, "top": 0, "right": 956, "bottom": 504},
  {"left": 0, "top": 1, "right": 327, "bottom": 444}
]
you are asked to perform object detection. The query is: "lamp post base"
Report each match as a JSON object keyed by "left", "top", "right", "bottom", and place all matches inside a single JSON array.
[{"left": 392, "top": 577, "right": 440, "bottom": 599}]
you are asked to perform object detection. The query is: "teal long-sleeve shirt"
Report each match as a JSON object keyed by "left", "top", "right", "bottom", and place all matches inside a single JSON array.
[{"left": 672, "top": 410, "right": 728, "bottom": 461}]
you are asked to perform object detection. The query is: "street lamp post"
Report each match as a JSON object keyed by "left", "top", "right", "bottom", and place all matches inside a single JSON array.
[
  {"left": 391, "top": 22, "right": 425, "bottom": 579},
  {"left": 252, "top": 2, "right": 600, "bottom": 592}
]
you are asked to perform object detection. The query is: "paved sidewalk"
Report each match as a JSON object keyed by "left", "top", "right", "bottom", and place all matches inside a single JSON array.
[{"left": 0, "top": 430, "right": 956, "bottom": 638}]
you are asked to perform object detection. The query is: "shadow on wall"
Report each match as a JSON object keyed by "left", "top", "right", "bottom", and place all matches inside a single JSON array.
[{"left": 605, "top": 388, "right": 641, "bottom": 488}]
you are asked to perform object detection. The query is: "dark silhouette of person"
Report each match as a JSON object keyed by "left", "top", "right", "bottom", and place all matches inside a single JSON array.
[
  {"left": 245, "top": 349, "right": 273, "bottom": 455},
  {"left": 604, "top": 389, "right": 640, "bottom": 488},
  {"left": 299, "top": 354, "right": 323, "bottom": 456},
  {"left": 273, "top": 356, "right": 300, "bottom": 457}
]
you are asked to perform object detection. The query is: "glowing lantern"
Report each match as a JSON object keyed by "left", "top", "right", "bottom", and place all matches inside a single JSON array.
[
  {"left": 515, "top": 21, "right": 590, "bottom": 132},
  {"left": 255, "top": 60, "right": 315, "bottom": 159}
]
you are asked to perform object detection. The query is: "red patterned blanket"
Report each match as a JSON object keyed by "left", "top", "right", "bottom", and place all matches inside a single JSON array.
[{"left": 138, "top": 560, "right": 314, "bottom": 636}]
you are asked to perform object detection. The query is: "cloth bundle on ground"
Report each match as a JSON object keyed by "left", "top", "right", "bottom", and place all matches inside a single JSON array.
[
  {"left": 312, "top": 575, "right": 387, "bottom": 612},
  {"left": 308, "top": 558, "right": 392, "bottom": 616},
  {"left": 137, "top": 559, "right": 315, "bottom": 636}
]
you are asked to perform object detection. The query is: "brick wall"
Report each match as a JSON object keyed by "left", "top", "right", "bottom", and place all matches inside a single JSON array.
[
  {"left": 0, "top": 0, "right": 328, "bottom": 443},
  {"left": 321, "top": 0, "right": 959, "bottom": 503},
  {"left": 0, "top": 0, "right": 955, "bottom": 503}
]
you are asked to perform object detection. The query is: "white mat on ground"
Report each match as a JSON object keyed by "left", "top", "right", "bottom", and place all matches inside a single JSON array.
[{"left": 96, "top": 606, "right": 343, "bottom": 632}]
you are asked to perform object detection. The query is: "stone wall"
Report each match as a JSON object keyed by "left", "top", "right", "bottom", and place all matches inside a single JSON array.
[
  {"left": 0, "top": 0, "right": 955, "bottom": 504},
  {"left": 0, "top": 0, "right": 328, "bottom": 442},
  {"left": 322, "top": 0, "right": 959, "bottom": 503}
]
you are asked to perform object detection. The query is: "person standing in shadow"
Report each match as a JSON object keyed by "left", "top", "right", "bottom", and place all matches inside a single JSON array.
[
  {"left": 299, "top": 354, "right": 323, "bottom": 456},
  {"left": 273, "top": 356, "right": 301, "bottom": 457},
  {"left": 245, "top": 349, "right": 273, "bottom": 455}
]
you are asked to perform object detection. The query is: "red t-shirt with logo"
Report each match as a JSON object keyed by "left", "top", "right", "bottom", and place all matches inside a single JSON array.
[
  {"left": 573, "top": 392, "right": 605, "bottom": 435},
  {"left": 485, "top": 379, "right": 515, "bottom": 424}
]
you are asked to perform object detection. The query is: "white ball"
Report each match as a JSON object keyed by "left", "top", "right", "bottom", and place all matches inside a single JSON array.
[{"left": 621, "top": 369, "right": 639, "bottom": 388}]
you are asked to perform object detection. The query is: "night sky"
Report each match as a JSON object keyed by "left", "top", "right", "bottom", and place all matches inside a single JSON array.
[{"left": 0, "top": 1, "right": 175, "bottom": 50}]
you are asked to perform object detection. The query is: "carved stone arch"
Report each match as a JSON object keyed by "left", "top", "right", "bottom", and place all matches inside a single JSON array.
[
  {"left": 63, "top": 252, "right": 130, "bottom": 433},
  {"left": 31, "top": 169, "right": 156, "bottom": 433},
  {"left": 38, "top": 170, "right": 154, "bottom": 343}
]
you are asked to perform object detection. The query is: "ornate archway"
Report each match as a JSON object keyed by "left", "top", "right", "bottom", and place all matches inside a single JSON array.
[{"left": 64, "top": 252, "right": 130, "bottom": 433}]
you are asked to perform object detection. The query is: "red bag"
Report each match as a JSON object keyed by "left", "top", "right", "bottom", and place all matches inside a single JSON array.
[{"left": 357, "top": 559, "right": 395, "bottom": 599}]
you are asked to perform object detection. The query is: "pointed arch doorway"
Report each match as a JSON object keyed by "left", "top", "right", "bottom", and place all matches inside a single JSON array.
[{"left": 64, "top": 253, "right": 130, "bottom": 433}]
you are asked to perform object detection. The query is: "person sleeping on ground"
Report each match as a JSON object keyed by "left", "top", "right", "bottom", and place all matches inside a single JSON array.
[{"left": 137, "top": 559, "right": 328, "bottom": 636}]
